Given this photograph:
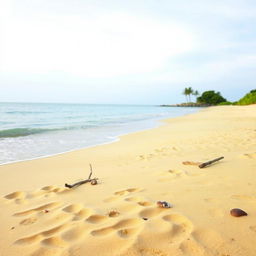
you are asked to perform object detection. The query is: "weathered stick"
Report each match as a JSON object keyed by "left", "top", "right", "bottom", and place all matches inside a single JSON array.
[
  {"left": 88, "top": 164, "right": 93, "bottom": 180},
  {"left": 198, "top": 156, "right": 224, "bottom": 168},
  {"left": 65, "top": 164, "right": 98, "bottom": 188}
]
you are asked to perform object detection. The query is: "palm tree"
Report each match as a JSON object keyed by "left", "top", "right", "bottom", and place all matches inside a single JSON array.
[
  {"left": 192, "top": 90, "right": 199, "bottom": 102},
  {"left": 182, "top": 88, "right": 189, "bottom": 103},
  {"left": 187, "top": 87, "right": 193, "bottom": 102}
]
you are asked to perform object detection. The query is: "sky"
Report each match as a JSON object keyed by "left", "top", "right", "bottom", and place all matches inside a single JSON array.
[{"left": 0, "top": 0, "right": 256, "bottom": 104}]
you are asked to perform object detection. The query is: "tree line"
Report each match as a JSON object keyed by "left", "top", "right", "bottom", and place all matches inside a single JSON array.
[{"left": 182, "top": 87, "right": 256, "bottom": 105}]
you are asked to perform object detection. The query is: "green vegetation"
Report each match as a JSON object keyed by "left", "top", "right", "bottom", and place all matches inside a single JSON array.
[
  {"left": 182, "top": 87, "right": 194, "bottom": 102},
  {"left": 180, "top": 88, "right": 256, "bottom": 106},
  {"left": 235, "top": 89, "right": 256, "bottom": 105},
  {"left": 197, "top": 90, "right": 227, "bottom": 105},
  {"left": 218, "top": 101, "right": 232, "bottom": 105},
  {"left": 192, "top": 90, "right": 199, "bottom": 101}
]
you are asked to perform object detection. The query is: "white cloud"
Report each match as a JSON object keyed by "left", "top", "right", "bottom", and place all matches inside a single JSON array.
[
  {"left": 1, "top": 11, "right": 194, "bottom": 77},
  {"left": 1, "top": 0, "right": 256, "bottom": 104}
]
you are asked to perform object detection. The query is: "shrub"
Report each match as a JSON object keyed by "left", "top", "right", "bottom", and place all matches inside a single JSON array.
[
  {"left": 236, "top": 90, "right": 256, "bottom": 105},
  {"left": 197, "top": 90, "right": 227, "bottom": 105}
]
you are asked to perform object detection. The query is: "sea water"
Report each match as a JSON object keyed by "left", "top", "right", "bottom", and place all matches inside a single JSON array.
[{"left": 0, "top": 102, "right": 201, "bottom": 164}]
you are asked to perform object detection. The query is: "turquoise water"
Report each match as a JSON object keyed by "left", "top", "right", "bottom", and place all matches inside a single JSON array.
[{"left": 0, "top": 102, "right": 201, "bottom": 164}]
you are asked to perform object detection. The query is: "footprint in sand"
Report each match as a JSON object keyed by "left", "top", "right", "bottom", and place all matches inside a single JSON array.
[
  {"left": 240, "top": 152, "right": 256, "bottom": 159},
  {"left": 4, "top": 191, "right": 27, "bottom": 204},
  {"left": 62, "top": 204, "right": 93, "bottom": 221},
  {"left": 41, "top": 186, "right": 70, "bottom": 194},
  {"left": 4, "top": 191, "right": 25, "bottom": 200},
  {"left": 62, "top": 204, "right": 83, "bottom": 213},
  {"left": 125, "top": 196, "right": 153, "bottom": 207},
  {"left": 15, "top": 223, "right": 70, "bottom": 245},
  {"left": 104, "top": 188, "right": 143, "bottom": 203},
  {"left": 91, "top": 218, "right": 143, "bottom": 237},
  {"left": 125, "top": 196, "right": 144, "bottom": 202},
  {"left": 3, "top": 186, "right": 70, "bottom": 205},
  {"left": 137, "top": 153, "right": 156, "bottom": 161},
  {"left": 20, "top": 217, "right": 38, "bottom": 225},
  {"left": 137, "top": 201, "right": 153, "bottom": 207},
  {"left": 114, "top": 188, "right": 142, "bottom": 196},
  {"left": 157, "top": 169, "right": 191, "bottom": 182}
]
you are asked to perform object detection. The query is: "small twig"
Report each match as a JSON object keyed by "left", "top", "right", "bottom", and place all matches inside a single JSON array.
[
  {"left": 65, "top": 164, "right": 98, "bottom": 188},
  {"left": 65, "top": 178, "right": 98, "bottom": 188},
  {"left": 88, "top": 164, "right": 93, "bottom": 180},
  {"left": 199, "top": 156, "right": 224, "bottom": 168}
]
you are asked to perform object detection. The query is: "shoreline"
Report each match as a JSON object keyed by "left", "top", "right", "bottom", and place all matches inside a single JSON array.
[
  {"left": 0, "top": 108, "right": 201, "bottom": 166},
  {"left": 0, "top": 105, "right": 255, "bottom": 256}
]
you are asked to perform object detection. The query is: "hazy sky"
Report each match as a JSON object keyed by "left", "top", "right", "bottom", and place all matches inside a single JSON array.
[{"left": 0, "top": 0, "right": 256, "bottom": 104}]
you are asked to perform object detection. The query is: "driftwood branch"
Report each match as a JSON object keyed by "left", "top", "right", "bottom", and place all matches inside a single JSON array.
[
  {"left": 182, "top": 156, "right": 224, "bottom": 168},
  {"left": 65, "top": 164, "right": 98, "bottom": 188},
  {"left": 198, "top": 156, "right": 224, "bottom": 168}
]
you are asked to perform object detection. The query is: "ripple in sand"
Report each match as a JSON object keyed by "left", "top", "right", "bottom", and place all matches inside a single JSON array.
[
  {"left": 86, "top": 214, "right": 108, "bottom": 224},
  {"left": 41, "top": 236, "right": 67, "bottom": 248},
  {"left": 14, "top": 202, "right": 61, "bottom": 217},
  {"left": 15, "top": 234, "right": 42, "bottom": 245},
  {"left": 91, "top": 227, "right": 115, "bottom": 236},
  {"left": 5, "top": 191, "right": 25, "bottom": 200},
  {"left": 41, "top": 223, "right": 70, "bottom": 237},
  {"left": 62, "top": 204, "right": 83, "bottom": 213}
]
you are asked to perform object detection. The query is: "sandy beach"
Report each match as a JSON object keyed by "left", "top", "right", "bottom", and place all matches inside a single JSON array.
[{"left": 0, "top": 105, "right": 255, "bottom": 256}]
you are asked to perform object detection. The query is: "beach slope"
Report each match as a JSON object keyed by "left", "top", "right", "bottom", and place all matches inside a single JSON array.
[{"left": 0, "top": 105, "right": 256, "bottom": 256}]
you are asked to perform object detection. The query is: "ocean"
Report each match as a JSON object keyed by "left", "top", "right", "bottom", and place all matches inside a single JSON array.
[{"left": 0, "top": 102, "right": 201, "bottom": 164}]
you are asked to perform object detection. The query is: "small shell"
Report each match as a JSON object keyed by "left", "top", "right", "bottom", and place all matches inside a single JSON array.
[
  {"left": 157, "top": 201, "right": 172, "bottom": 208},
  {"left": 91, "top": 179, "right": 98, "bottom": 185},
  {"left": 230, "top": 208, "right": 247, "bottom": 217}
]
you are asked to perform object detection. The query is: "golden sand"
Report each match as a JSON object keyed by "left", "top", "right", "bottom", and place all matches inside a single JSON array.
[{"left": 0, "top": 105, "right": 255, "bottom": 256}]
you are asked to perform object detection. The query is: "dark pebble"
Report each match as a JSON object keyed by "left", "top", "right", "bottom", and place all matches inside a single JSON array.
[
  {"left": 230, "top": 208, "right": 247, "bottom": 217},
  {"left": 91, "top": 179, "right": 98, "bottom": 185}
]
